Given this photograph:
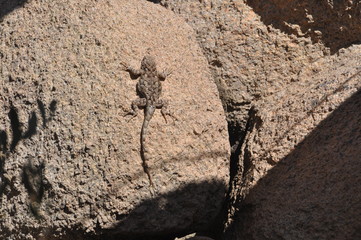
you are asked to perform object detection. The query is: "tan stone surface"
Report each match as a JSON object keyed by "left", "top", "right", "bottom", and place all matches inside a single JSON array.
[
  {"left": 247, "top": 0, "right": 361, "bottom": 53},
  {"left": 0, "top": 0, "right": 229, "bottom": 238},
  {"left": 157, "top": 1, "right": 361, "bottom": 239},
  {"left": 226, "top": 46, "right": 361, "bottom": 239},
  {"left": 1, "top": 0, "right": 360, "bottom": 239},
  {"left": 159, "top": 0, "right": 327, "bottom": 134}
]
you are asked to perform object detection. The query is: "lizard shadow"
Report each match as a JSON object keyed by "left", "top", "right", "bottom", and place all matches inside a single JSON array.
[
  {"left": 102, "top": 179, "right": 227, "bottom": 240},
  {"left": 224, "top": 89, "right": 361, "bottom": 239},
  {"left": 0, "top": 0, "right": 28, "bottom": 19}
]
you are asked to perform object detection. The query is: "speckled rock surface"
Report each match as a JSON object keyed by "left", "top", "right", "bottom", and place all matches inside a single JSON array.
[
  {"left": 0, "top": 0, "right": 229, "bottom": 239},
  {"left": 1, "top": 0, "right": 360, "bottom": 239},
  {"left": 247, "top": 0, "right": 361, "bottom": 53},
  {"left": 155, "top": 0, "right": 361, "bottom": 239},
  {"left": 225, "top": 46, "right": 361, "bottom": 239},
  {"left": 158, "top": 0, "right": 327, "bottom": 137}
]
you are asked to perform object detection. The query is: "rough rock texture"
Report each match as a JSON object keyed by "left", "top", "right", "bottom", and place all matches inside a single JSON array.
[
  {"left": 153, "top": 0, "right": 361, "bottom": 239},
  {"left": 1, "top": 0, "right": 361, "bottom": 239},
  {"left": 226, "top": 46, "right": 361, "bottom": 239},
  {"left": 0, "top": 0, "right": 229, "bottom": 239},
  {"left": 158, "top": 0, "right": 327, "bottom": 141},
  {"left": 247, "top": 0, "right": 361, "bottom": 53}
]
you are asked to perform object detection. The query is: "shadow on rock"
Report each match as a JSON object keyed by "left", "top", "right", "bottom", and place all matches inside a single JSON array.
[
  {"left": 246, "top": 0, "right": 361, "bottom": 54},
  {"left": 0, "top": 0, "right": 28, "bottom": 19},
  {"left": 0, "top": 99, "right": 57, "bottom": 197},
  {"left": 103, "top": 179, "right": 227, "bottom": 240},
  {"left": 226, "top": 89, "right": 361, "bottom": 239}
]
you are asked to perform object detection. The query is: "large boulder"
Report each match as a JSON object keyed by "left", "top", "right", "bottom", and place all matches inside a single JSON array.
[
  {"left": 0, "top": 0, "right": 230, "bottom": 239},
  {"left": 225, "top": 46, "right": 361, "bottom": 239},
  {"left": 156, "top": 1, "right": 361, "bottom": 239}
]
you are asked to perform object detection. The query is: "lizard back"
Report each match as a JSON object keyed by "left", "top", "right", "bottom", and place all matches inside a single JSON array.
[{"left": 137, "top": 56, "right": 162, "bottom": 105}]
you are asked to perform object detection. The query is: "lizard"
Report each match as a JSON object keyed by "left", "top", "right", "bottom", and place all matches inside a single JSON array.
[{"left": 122, "top": 55, "right": 174, "bottom": 187}]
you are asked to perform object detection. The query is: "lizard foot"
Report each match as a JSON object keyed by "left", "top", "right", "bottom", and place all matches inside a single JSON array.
[
  {"left": 120, "top": 61, "right": 129, "bottom": 71},
  {"left": 161, "top": 109, "right": 178, "bottom": 124},
  {"left": 123, "top": 111, "right": 138, "bottom": 122}
]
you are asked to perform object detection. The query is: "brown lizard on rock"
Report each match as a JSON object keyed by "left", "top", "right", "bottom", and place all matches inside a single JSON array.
[{"left": 122, "top": 55, "right": 174, "bottom": 187}]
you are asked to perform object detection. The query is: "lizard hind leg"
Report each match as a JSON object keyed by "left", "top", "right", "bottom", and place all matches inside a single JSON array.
[
  {"left": 124, "top": 98, "right": 146, "bottom": 121},
  {"left": 156, "top": 99, "right": 177, "bottom": 123}
]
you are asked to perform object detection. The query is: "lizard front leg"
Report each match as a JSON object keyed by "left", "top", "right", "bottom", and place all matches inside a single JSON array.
[
  {"left": 158, "top": 69, "right": 172, "bottom": 81},
  {"left": 120, "top": 61, "right": 143, "bottom": 79}
]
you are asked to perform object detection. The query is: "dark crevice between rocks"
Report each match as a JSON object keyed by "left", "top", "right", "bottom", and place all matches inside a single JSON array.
[
  {"left": 217, "top": 106, "right": 259, "bottom": 240},
  {"left": 138, "top": 4, "right": 252, "bottom": 235},
  {"left": 224, "top": 89, "right": 361, "bottom": 239},
  {"left": 228, "top": 121, "right": 245, "bottom": 182},
  {"left": 241, "top": 107, "right": 262, "bottom": 177}
]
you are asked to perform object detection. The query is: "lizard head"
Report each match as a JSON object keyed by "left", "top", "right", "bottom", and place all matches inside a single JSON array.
[{"left": 141, "top": 55, "right": 157, "bottom": 72}]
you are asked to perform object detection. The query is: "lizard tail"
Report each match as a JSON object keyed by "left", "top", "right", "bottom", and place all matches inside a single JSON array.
[{"left": 140, "top": 106, "right": 155, "bottom": 186}]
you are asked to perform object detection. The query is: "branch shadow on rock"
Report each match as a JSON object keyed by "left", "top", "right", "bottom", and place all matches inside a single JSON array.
[
  {"left": 37, "top": 99, "right": 57, "bottom": 128},
  {"left": 102, "top": 179, "right": 227, "bottom": 240},
  {"left": 22, "top": 111, "right": 38, "bottom": 139},
  {"left": 246, "top": 0, "right": 361, "bottom": 54},
  {"left": 22, "top": 157, "right": 46, "bottom": 219},
  {"left": 8, "top": 106, "right": 22, "bottom": 152},
  {"left": 0, "top": 99, "right": 57, "bottom": 198},
  {"left": 0, "top": 0, "right": 28, "bottom": 20},
  {"left": 225, "top": 89, "right": 361, "bottom": 239}
]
